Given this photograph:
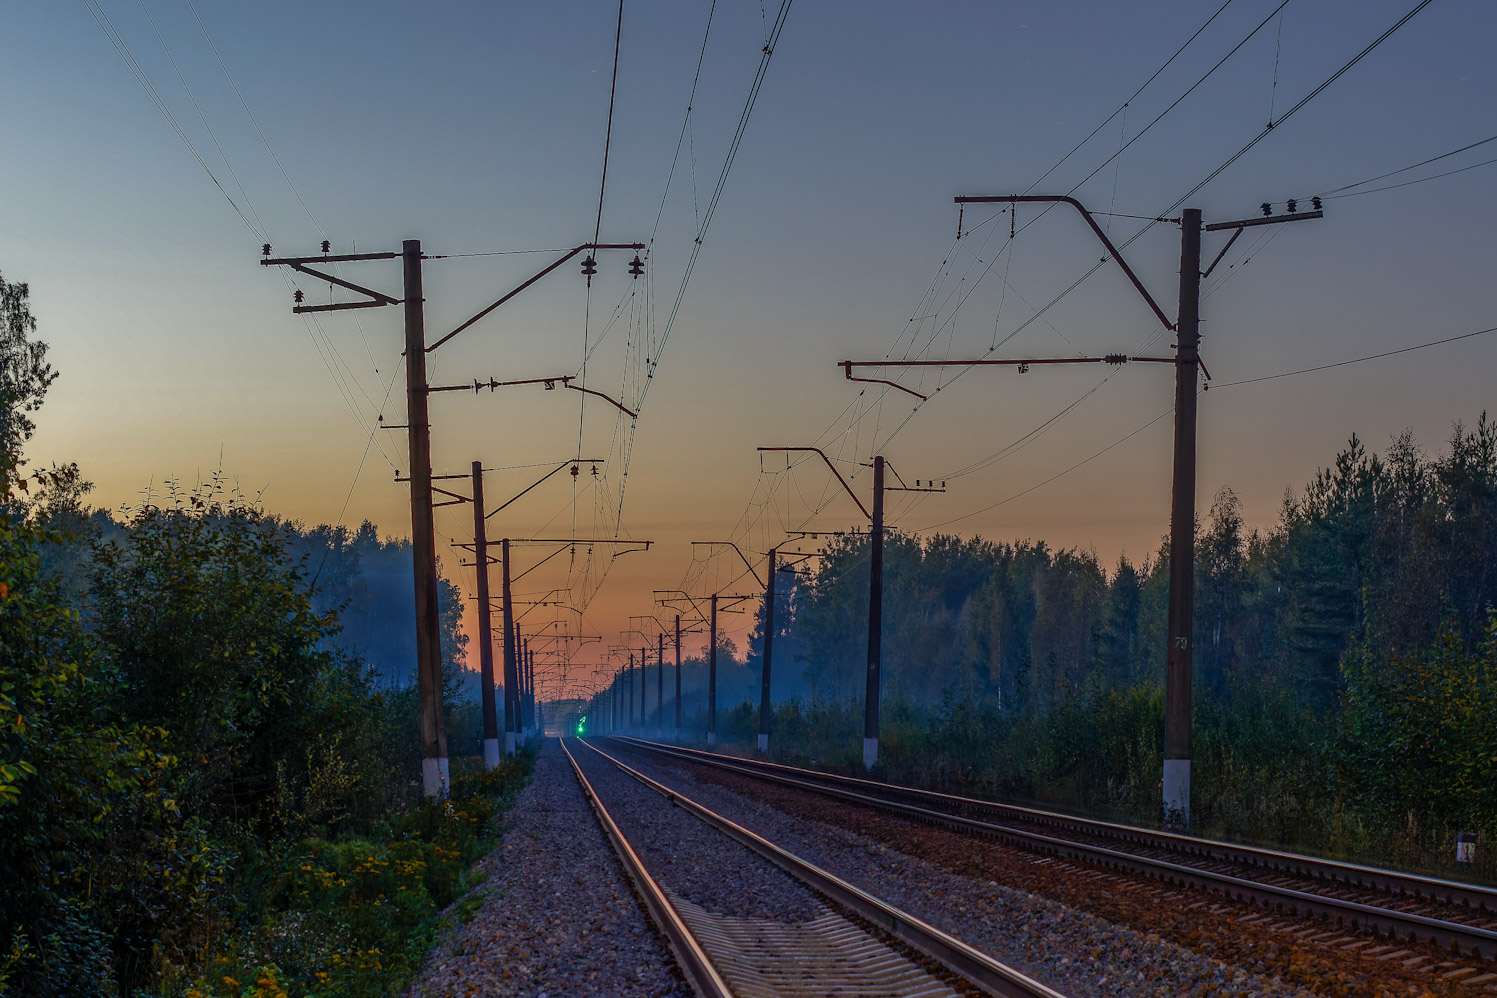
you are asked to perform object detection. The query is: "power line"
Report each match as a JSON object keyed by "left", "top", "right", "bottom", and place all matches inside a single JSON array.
[
  {"left": 1321, "top": 131, "right": 1497, "bottom": 195},
  {"left": 592, "top": 0, "right": 626, "bottom": 248},
  {"left": 80, "top": 0, "right": 260, "bottom": 239},
  {"left": 184, "top": 0, "right": 325, "bottom": 239},
  {"left": 137, "top": 0, "right": 269, "bottom": 242},
  {"left": 915, "top": 408, "right": 1174, "bottom": 533},
  {"left": 1325, "top": 154, "right": 1497, "bottom": 200},
  {"left": 1212, "top": 323, "right": 1497, "bottom": 387}
]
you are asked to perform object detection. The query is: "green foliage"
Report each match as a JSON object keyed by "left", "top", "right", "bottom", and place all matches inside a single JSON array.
[
  {"left": 180, "top": 754, "right": 530, "bottom": 998},
  {"left": 0, "top": 273, "right": 57, "bottom": 460},
  {"left": 1339, "top": 614, "right": 1497, "bottom": 830}
]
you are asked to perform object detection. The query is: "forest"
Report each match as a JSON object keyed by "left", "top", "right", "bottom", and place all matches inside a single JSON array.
[
  {"left": 684, "top": 418, "right": 1497, "bottom": 880},
  {"left": 7, "top": 252, "right": 1497, "bottom": 996},
  {"left": 0, "top": 273, "right": 524, "bottom": 998}
]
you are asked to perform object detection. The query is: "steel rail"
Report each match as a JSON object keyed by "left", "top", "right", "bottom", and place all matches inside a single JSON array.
[
  {"left": 559, "top": 738, "right": 733, "bottom": 998},
  {"left": 612, "top": 737, "right": 1497, "bottom": 959},
  {"left": 577, "top": 738, "right": 1069, "bottom": 998}
]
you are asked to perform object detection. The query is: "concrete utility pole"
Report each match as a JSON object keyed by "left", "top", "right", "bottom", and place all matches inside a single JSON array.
[
  {"left": 758, "top": 548, "right": 777, "bottom": 753},
  {"left": 628, "top": 652, "right": 635, "bottom": 732},
  {"left": 472, "top": 462, "right": 501, "bottom": 768},
  {"left": 844, "top": 193, "right": 1320, "bottom": 825},
  {"left": 864, "top": 455, "right": 885, "bottom": 770},
  {"left": 501, "top": 538, "right": 518, "bottom": 756},
  {"left": 261, "top": 240, "right": 646, "bottom": 793},
  {"left": 755, "top": 446, "right": 939, "bottom": 770},
  {"left": 656, "top": 632, "right": 665, "bottom": 739},
  {"left": 708, "top": 596, "right": 718, "bottom": 745},
  {"left": 674, "top": 614, "right": 682, "bottom": 738},
  {"left": 1164, "top": 209, "right": 1202, "bottom": 827},
  {"left": 402, "top": 240, "right": 449, "bottom": 795}
]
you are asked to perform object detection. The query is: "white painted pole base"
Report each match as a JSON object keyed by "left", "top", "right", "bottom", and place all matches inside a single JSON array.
[
  {"left": 863, "top": 737, "right": 878, "bottom": 770},
  {"left": 707, "top": 731, "right": 717, "bottom": 746},
  {"left": 421, "top": 756, "right": 450, "bottom": 798},
  {"left": 757, "top": 733, "right": 769, "bottom": 752},
  {"left": 483, "top": 738, "right": 501, "bottom": 769},
  {"left": 1457, "top": 832, "right": 1477, "bottom": 864},
  {"left": 504, "top": 732, "right": 516, "bottom": 757},
  {"left": 1163, "top": 758, "right": 1190, "bottom": 828}
]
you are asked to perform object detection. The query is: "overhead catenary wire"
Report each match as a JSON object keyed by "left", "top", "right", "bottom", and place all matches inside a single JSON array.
[
  {"left": 1212, "top": 323, "right": 1497, "bottom": 387},
  {"left": 1320, "top": 132, "right": 1497, "bottom": 196},
  {"left": 1323, "top": 155, "right": 1497, "bottom": 200},
  {"left": 746, "top": 0, "right": 1438, "bottom": 556},
  {"left": 80, "top": 0, "right": 262, "bottom": 240}
]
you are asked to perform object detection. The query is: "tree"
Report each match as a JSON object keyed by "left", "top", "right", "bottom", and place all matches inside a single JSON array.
[{"left": 0, "top": 274, "right": 57, "bottom": 461}]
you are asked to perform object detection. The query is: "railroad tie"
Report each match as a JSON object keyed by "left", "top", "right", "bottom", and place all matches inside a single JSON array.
[{"left": 666, "top": 891, "right": 961, "bottom": 998}]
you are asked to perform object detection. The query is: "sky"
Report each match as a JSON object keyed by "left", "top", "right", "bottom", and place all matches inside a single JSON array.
[{"left": 5, "top": 0, "right": 1496, "bottom": 702}]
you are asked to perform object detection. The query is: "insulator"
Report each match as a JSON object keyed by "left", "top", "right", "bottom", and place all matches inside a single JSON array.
[
  {"left": 1311, "top": 196, "right": 1323, "bottom": 211},
  {"left": 1017, "top": 362, "right": 1030, "bottom": 374},
  {"left": 581, "top": 255, "right": 598, "bottom": 276},
  {"left": 940, "top": 481, "right": 946, "bottom": 489},
  {"left": 262, "top": 243, "right": 272, "bottom": 257},
  {"left": 321, "top": 239, "right": 331, "bottom": 254},
  {"left": 628, "top": 254, "right": 644, "bottom": 277},
  {"left": 570, "top": 464, "right": 580, "bottom": 478},
  {"left": 1286, "top": 198, "right": 1298, "bottom": 214},
  {"left": 293, "top": 289, "right": 304, "bottom": 303},
  {"left": 1104, "top": 353, "right": 1128, "bottom": 365},
  {"left": 590, "top": 463, "right": 599, "bottom": 477},
  {"left": 1261, "top": 202, "right": 1273, "bottom": 216},
  {"left": 544, "top": 379, "right": 556, "bottom": 390}
]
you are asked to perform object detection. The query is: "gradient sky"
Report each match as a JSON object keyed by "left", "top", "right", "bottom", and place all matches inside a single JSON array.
[{"left": 6, "top": 0, "right": 1496, "bottom": 701}]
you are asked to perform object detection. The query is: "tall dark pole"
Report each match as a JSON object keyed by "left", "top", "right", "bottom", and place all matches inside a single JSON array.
[
  {"left": 708, "top": 595, "right": 719, "bottom": 745},
  {"left": 640, "top": 645, "right": 648, "bottom": 730},
  {"left": 501, "top": 538, "right": 518, "bottom": 756},
  {"left": 1165, "top": 207, "right": 1202, "bottom": 828},
  {"left": 627, "top": 653, "right": 635, "bottom": 732},
  {"left": 404, "top": 239, "right": 448, "bottom": 797},
  {"left": 656, "top": 632, "right": 665, "bottom": 738},
  {"left": 863, "top": 455, "right": 885, "bottom": 770},
  {"left": 526, "top": 640, "right": 534, "bottom": 741},
  {"left": 757, "top": 548, "right": 777, "bottom": 753},
  {"left": 521, "top": 638, "right": 531, "bottom": 744},
  {"left": 673, "top": 614, "right": 682, "bottom": 738},
  {"left": 472, "top": 461, "right": 500, "bottom": 769}
]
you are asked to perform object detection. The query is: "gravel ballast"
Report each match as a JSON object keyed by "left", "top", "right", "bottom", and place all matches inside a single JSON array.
[
  {"left": 569, "top": 738, "right": 976, "bottom": 998},
  {"left": 609, "top": 741, "right": 1335, "bottom": 998},
  {"left": 407, "top": 741, "right": 690, "bottom": 998},
  {"left": 569, "top": 739, "right": 826, "bottom": 924}
]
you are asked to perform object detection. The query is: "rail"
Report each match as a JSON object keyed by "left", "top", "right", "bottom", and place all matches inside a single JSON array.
[
  {"left": 610, "top": 736, "right": 1497, "bottom": 960},
  {"left": 576, "top": 737, "right": 1069, "bottom": 998}
]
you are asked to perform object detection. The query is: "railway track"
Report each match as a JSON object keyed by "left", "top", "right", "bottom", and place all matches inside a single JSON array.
[
  {"left": 611, "top": 736, "right": 1497, "bottom": 967},
  {"left": 561, "top": 737, "right": 1069, "bottom": 998}
]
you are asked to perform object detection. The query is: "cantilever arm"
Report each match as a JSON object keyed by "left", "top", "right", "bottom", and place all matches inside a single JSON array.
[
  {"left": 841, "top": 362, "right": 928, "bottom": 401},
  {"left": 954, "top": 194, "right": 1174, "bottom": 332},
  {"left": 757, "top": 446, "right": 872, "bottom": 521},
  {"left": 691, "top": 541, "right": 764, "bottom": 587},
  {"left": 429, "top": 242, "right": 645, "bottom": 352},
  {"left": 567, "top": 382, "right": 637, "bottom": 418}
]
